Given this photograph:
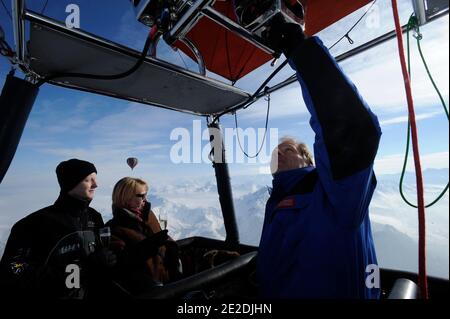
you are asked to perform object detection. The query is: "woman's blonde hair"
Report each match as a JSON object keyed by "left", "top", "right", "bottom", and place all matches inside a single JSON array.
[
  {"left": 279, "top": 136, "right": 314, "bottom": 166},
  {"left": 112, "top": 177, "right": 148, "bottom": 210}
]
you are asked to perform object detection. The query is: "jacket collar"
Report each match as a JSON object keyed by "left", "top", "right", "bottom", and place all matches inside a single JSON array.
[
  {"left": 54, "top": 192, "right": 90, "bottom": 216},
  {"left": 111, "top": 207, "right": 146, "bottom": 231},
  {"left": 271, "top": 166, "right": 316, "bottom": 199},
  {"left": 112, "top": 207, "right": 141, "bottom": 221},
  {"left": 112, "top": 207, "right": 145, "bottom": 225}
]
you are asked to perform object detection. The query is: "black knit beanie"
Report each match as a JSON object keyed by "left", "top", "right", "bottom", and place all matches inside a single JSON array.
[{"left": 56, "top": 159, "right": 97, "bottom": 193}]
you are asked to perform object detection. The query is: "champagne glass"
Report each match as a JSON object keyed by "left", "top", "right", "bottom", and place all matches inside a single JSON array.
[
  {"left": 99, "top": 227, "right": 111, "bottom": 248},
  {"left": 159, "top": 212, "right": 168, "bottom": 230}
]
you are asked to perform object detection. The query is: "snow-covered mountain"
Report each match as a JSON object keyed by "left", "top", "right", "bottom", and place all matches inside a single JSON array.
[
  {"left": 372, "top": 222, "right": 449, "bottom": 279},
  {"left": 150, "top": 193, "right": 225, "bottom": 240},
  {"left": 145, "top": 168, "right": 449, "bottom": 278},
  {"left": 235, "top": 186, "right": 269, "bottom": 245},
  {"left": 0, "top": 169, "right": 448, "bottom": 279},
  {"left": 370, "top": 170, "right": 449, "bottom": 274}
]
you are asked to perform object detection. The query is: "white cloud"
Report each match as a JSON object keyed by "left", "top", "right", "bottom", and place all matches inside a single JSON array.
[
  {"left": 380, "top": 111, "right": 442, "bottom": 126},
  {"left": 21, "top": 101, "right": 193, "bottom": 162},
  {"left": 20, "top": 139, "right": 59, "bottom": 149},
  {"left": 41, "top": 147, "right": 93, "bottom": 159},
  {"left": 341, "top": 16, "right": 449, "bottom": 114},
  {"left": 375, "top": 151, "right": 449, "bottom": 175},
  {"left": 114, "top": 9, "right": 148, "bottom": 50},
  {"left": 132, "top": 144, "right": 165, "bottom": 151},
  {"left": 89, "top": 102, "right": 192, "bottom": 142},
  {"left": 236, "top": 85, "right": 307, "bottom": 122},
  {"left": 45, "top": 117, "right": 90, "bottom": 134},
  {"left": 230, "top": 17, "right": 449, "bottom": 124}
]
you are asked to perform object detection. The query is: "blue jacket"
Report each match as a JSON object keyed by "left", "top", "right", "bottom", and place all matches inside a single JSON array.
[{"left": 257, "top": 37, "right": 382, "bottom": 299}]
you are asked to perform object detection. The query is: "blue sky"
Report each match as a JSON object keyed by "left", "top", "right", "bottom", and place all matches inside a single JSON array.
[{"left": 0, "top": 1, "right": 448, "bottom": 232}]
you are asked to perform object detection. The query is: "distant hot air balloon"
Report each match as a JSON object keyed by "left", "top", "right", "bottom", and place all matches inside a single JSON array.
[{"left": 127, "top": 157, "right": 138, "bottom": 170}]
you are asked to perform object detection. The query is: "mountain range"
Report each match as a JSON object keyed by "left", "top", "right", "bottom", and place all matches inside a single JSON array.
[{"left": 1, "top": 169, "right": 448, "bottom": 279}]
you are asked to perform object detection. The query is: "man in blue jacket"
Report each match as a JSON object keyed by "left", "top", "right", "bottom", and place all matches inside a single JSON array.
[{"left": 257, "top": 16, "right": 382, "bottom": 299}]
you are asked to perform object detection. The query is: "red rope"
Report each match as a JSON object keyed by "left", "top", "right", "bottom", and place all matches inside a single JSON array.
[{"left": 391, "top": 0, "right": 428, "bottom": 299}]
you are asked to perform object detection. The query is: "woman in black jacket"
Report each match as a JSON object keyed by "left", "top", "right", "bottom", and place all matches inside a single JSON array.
[{"left": 106, "top": 177, "right": 180, "bottom": 295}]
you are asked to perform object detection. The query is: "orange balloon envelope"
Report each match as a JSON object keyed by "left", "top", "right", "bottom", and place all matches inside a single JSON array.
[
  {"left": 174, "top": 0, "right": 372, "bottom": 81},
  {"left": 127, "top": 157, "right": 138, "bottom": 170}
]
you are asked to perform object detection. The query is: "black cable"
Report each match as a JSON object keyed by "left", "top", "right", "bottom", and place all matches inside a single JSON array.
[
  {"left": 215, "top": 0, "right": 378, "bottom": 122},
  {"left": 234, "top": 90, "right": 271, "bottom": 158},
  {"left": 245, "top": 59, "right": 289, "bottom": 106},
  {"left": 41, "top": 0, "right": 49, "bottom": 15},
  {"left": 224, "top": 13, "right": 235, "bottom": 84},
  {"left": 328, "top": 0, "right": 378, "bottom": 51},
  {"left": 0, "top": 36, "right": 12, "bottom": 53},
  {"left": 216, "top": 58, "right": 285, "bottom": 159},
  {"left": 213, "top": 58, "right": 289, "bottom": 122},
  {"left": 36, "top": 28, "right": 155, "bottom": 87},
  {"left": 0, "top": 0, "right": 12, "bottom": 21},
  {"left": 399, "top": 14, "right": 449, "bottom": 209},
  {"left": 0, "top": 24, "right": 14, "bottom": 58},
  {"left": 217, "top": 1, "right": 381, "bottom": 157},
  {"left": 230, "top": 0, "right": 379, "bottom": 115},
  {"left": 244, "top": 58, "right": 289, "bottom": 109},
  {"left": 176, "top": 49, "right": 189, "bottom": 70},
  {"left": 0, "top": 38, "right": 12, "bottom": 50},
  {"left": 0, "top": 44, "right": 13, "bottom": 58}
]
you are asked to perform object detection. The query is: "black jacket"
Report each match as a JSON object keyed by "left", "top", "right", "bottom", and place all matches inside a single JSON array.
[
  {"left": 106, "top": 206, "right": 181, "bottom": 295},
  {"left": 0, "top": 193, "right": 104, "bottom": 298}
]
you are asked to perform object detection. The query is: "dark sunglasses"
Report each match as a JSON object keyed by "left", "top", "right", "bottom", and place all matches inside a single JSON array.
[{"left": 135, "top": 193, "right": 147, "bottom": 199}]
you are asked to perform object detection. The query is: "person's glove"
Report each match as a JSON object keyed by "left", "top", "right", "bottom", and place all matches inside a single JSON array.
[
  {"left": 143, "top": 200, "right": 151, "bottom": 212},
  {"left": 133, "top": 230, "right": 169, "bottom": 261},
  {"left": 109, "top": 234, "right": 126, "bottom": 252},
  {"left": 88, "top": 247, "right": 117, "bottom": 269},
  {"left": 163, "top": 240, "right": 182, "bottom": 280},
  {"left": 263, "top": 13, "right": 305, "bottom": 58},
  {"left": 141, "top": 200, "right": 152, "bottom": 218}
]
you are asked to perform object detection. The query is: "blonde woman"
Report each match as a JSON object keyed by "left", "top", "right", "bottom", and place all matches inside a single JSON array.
[{"left": 106, "top": 177, "right": 180, "bottom": 295}]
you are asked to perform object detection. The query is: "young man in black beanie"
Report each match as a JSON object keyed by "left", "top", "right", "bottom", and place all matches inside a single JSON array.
[
  {"left": 56, "top": 158, "right": 99, "bottom": 202},
  {"left": 0, "top": 159, "right": 117, "bottom": 299}
]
